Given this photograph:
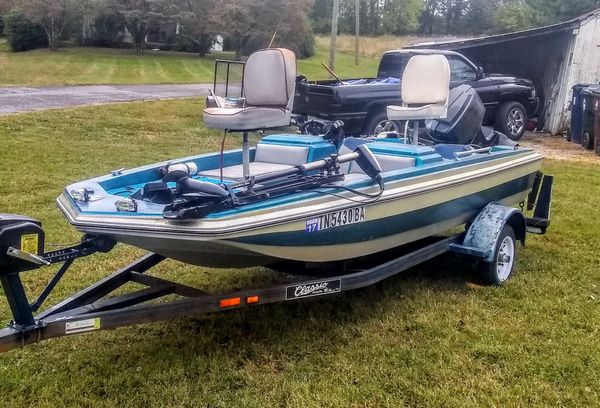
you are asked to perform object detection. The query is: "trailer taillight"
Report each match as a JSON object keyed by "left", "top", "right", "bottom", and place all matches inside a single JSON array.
[
  {"left": 219, "top": 297, "right": 241, "bottom": 308},
  {"left": 246, "top": 296, "right": 259, "bottom": 304}
]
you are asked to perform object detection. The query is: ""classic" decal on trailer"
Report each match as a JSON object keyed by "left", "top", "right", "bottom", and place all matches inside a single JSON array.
[{"left": 286, "top": 279, "right": 342, "bottom": 300}]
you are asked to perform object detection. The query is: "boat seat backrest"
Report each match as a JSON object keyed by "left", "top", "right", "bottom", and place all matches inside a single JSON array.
[
  {"left": 244, "top": 48, "right": 296, "bottom": 108},
  {"left": 254, "top": 143, "right": 310, "bottom": 165},
  {"left": 402, "top": 55, "right": 450, "bottom": 105}
]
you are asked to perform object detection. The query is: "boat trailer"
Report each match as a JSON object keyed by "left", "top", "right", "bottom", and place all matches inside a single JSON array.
[{"left": 0, "top": 174, "right": 553, "bottom": 353}]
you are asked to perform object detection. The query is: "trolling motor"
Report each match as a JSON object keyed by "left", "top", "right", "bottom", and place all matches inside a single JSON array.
[{"left": 161, "top": 144, "right": 383, "bottom": 221}]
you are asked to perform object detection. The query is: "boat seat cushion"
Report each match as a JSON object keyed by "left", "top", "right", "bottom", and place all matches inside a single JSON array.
[
  {"left": 254, "top": 143, "right": 310, "bottom": 165},
  {"left": 387, "top": 104, "right": 448, "bottom": 121},
  {"left": 199, "top": 162, "right": 294, "bottom": 181},
  {"left": 203, "top": 107, "right": 288, "bottom": 131}
]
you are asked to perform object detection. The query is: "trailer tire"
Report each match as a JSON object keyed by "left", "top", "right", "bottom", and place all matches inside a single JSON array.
[
  {"left": 479, "top": 225, "right": 517, "bottom": 285},
  {"left": 364, "top": 111, "right": 402, "bottom": 136}
]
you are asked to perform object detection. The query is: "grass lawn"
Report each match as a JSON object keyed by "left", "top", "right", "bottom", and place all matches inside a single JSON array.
[
  {"left": 0, "top": 100, "right": 599, "bottom": 407},
  {"left": 0, "top": 38, "right": 380, "bottom": 86}
]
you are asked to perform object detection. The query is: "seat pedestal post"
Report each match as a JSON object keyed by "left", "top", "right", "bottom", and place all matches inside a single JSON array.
[
  {"left": 413, "top": 121, "right": 419, "bottom": 145},
  {"left": 242, "top": 132, "right": 250, "bottom": 179}
]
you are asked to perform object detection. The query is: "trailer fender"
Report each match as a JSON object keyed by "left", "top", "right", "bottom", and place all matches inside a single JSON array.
[{"left": 451, "top": 203, "right": 526, "bottom": 263}]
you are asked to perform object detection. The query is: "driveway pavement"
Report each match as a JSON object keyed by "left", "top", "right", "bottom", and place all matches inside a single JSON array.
[{"left": 0, "top": 84, "right": 212, "bottom": 114}]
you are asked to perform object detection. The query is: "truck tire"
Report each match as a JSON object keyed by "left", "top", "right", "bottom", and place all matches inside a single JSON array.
[
  {"left": 364, "top": 111, "right": 402, "bottom": 136},
  {"left": 479, "top": 225, "right": 517, "bottom": 285},
  {"left": 495, "top": 102, "right": 526, "bottom": 141}
]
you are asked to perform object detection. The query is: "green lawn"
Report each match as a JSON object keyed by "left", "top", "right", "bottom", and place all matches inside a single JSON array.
[
  {"left": 0, "top": 40, "right": 379, "bottom": 86},
  {"left": 0, "top": 100, "right": 599, "bottom": 407}
]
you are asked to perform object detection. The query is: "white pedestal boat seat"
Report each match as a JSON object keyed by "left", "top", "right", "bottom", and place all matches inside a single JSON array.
[
  {"left": 386, "top": 54, "right": 450, "bottom": 145},
  {"left": 203, "top": 48, "right": 297, "bottom": 179}
]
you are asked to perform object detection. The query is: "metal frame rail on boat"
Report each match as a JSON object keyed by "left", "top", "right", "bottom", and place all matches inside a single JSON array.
[{"left": 0, "top": 173, "right": 552, "bottom": 353}]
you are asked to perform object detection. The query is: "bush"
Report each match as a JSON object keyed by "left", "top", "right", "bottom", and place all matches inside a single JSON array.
[
  {"left": 296, "top": 31, "right": 315, "bottom": 58},
  {"left": 4, "top": 9, "right": 47, "bottom": 52},
  {"left": 86, "top": 12, "right": 125, "bottom": 48},
  {"left": 174, "top": 25, "right": 214, "bottom": 56},
  {"left": 0, "top": 15, "right": 4, "bottom": 36}
]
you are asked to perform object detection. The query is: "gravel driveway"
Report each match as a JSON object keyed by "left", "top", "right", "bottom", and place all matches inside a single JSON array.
[{"left": 0, "top": 84, "right": 212, "bottom": 114}]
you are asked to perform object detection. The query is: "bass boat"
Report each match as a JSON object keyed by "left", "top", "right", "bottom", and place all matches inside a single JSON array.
[{"left": 57, "top": 49, "right": 543, "bottom": 268}]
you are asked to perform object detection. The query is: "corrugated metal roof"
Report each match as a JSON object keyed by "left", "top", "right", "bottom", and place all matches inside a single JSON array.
[{"left": 410, "top": 8, "right": 600, "bottom": 50}]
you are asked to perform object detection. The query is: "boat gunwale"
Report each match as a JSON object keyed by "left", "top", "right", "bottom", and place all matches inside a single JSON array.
[{"left": 57, "top": 151, "right": 543, "bottom": 238}]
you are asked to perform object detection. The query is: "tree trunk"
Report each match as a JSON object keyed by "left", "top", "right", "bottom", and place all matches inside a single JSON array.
[{"left": 49, "top": 29, "right": 59, "bottom": 51}]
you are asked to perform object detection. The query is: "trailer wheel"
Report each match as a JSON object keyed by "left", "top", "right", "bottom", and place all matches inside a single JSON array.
[{"left": 479, "top": 225, "right": 517, "bottom": 285}]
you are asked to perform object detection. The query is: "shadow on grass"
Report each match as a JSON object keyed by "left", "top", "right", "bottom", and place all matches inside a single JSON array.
[{"left": 54, "top": 252, "right": 475, "bottom": 367}]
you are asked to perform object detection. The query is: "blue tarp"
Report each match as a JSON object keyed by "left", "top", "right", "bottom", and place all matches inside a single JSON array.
[{"left": 343, "top": 77, "right": 400, "bottom": 85}]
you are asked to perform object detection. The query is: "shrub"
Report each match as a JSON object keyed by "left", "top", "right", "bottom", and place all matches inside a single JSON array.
[
  {"left": 174, "top": 29, "right": 214, "bottom": 56},
  {"left": 4, "top": 8, "right": 47, "bottom": 52},
  {"left": 86, "top": 12, "right": 125, "bottom": 48},
  {"left": 296, "top": 31, "right": 315, "bottom": 58},
  {"left": 0, "top": 15, "right": 4, "bottom": 36}
]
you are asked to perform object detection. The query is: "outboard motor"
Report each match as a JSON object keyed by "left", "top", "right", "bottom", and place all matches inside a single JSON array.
[{"left": 425, "top": 84, "right": 485, "bottom": 145}]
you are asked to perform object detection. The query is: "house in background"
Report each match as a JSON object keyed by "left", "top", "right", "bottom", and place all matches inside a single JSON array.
[{"left": 411, "top": 8, "right": 600, "bottom": 134}]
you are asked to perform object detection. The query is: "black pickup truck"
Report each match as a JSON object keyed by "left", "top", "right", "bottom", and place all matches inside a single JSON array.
[{"left": 293, "top": 49, "right": 539, "bottom": 140}]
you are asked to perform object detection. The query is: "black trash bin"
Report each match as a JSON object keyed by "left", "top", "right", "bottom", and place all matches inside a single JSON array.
[
  {"left": 586, "top": 86, "right": 600, "bottom": 155},
  {"left": 569, "top": 84, "right": 595, "bottom": 144},
  {"left": 581, "top": 85, "right": 600, "bottom": 149}
]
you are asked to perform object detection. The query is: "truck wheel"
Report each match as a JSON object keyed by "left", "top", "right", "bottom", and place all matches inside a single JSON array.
[
  {"left": 495, "top": 102, "right": 526, "bottom": 141},
  {"left": 582, "top": 131, "right": 593, "bottom": 149},
  {"left": 479, "top": 225, "right": 517, "bottom": 285},
  {"left": 364, "top": 112, "right": 401, "bottom": 136}
]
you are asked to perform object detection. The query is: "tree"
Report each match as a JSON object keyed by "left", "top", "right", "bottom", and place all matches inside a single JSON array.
[
  {"left": 19, "top": 0, "right": 81, "bottom": 51},
  {"left": 494, "top": 0, "right": 600, "bottom": 32},
  {"left": 113, "top": 0, "right": 175, "bottom": 53},
  {"left": 381, "top": 0, "right": 423, "bottom": 35},
  {"left": 3, "top": 8, "right": 48, "bottom": 51},
  {"left": 462, "top": 0, "right": 501, "bottom": 34},
  {"left": 212, "top": 0, "right": 314, "bottom": 58},
  {"left": 419, "top": 0, "right": 441, "bottom": 34},
  {"left": 175, "top": 0, "right": 215, "bottom": 55}
]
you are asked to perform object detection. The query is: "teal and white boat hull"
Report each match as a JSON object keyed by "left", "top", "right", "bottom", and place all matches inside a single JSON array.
[{"left": 57, "top": 136, "right": 542, "bottom": 268}]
